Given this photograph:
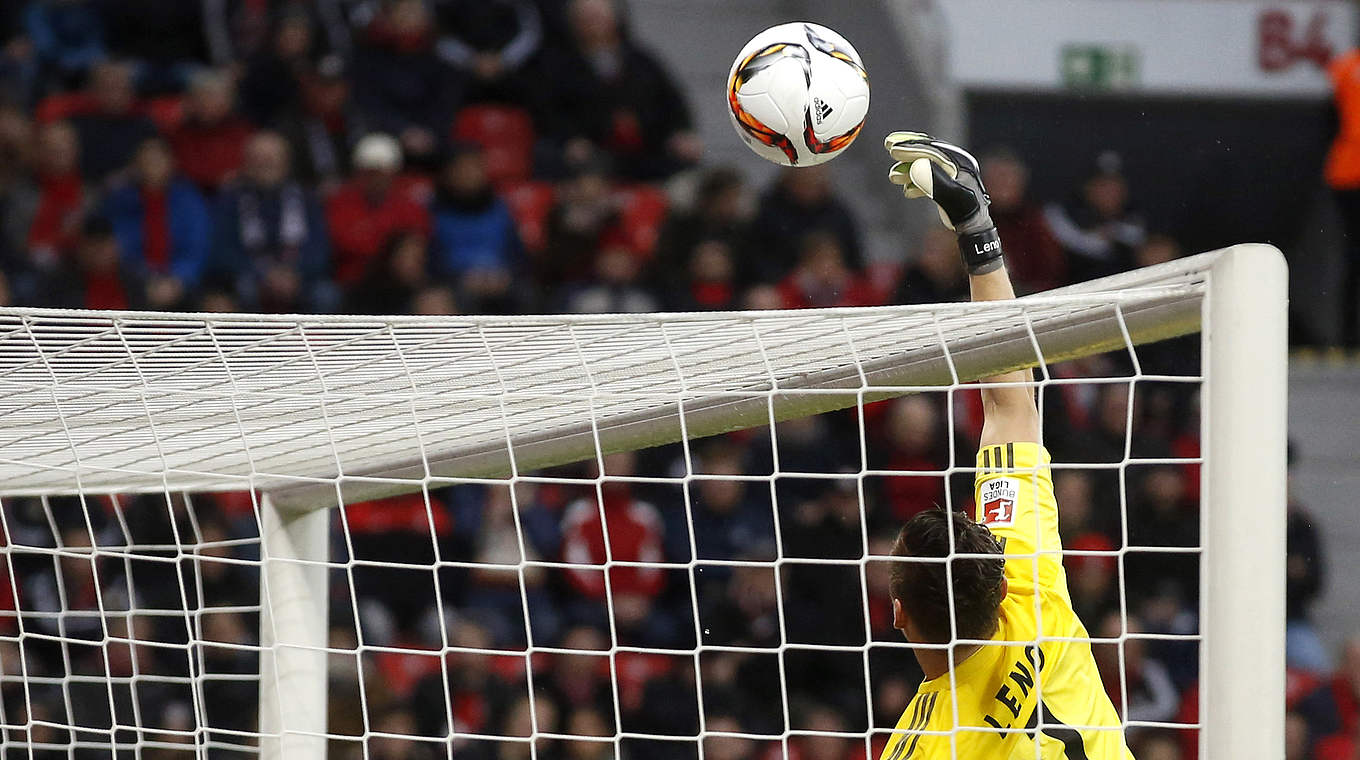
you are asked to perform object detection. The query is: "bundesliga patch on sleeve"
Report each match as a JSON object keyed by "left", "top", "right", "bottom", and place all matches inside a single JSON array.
[{"left": 980, "top": 477, "right": 1019, "bottom": 526}]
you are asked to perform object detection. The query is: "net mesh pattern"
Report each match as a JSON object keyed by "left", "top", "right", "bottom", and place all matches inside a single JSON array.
[{"left": 0, "top": 254, "right": 1217, "bottom": 759}]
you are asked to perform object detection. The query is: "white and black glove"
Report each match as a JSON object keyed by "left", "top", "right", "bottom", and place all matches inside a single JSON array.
[{"left": 885, "top": 131, "right": 1004, "bottom": 275}]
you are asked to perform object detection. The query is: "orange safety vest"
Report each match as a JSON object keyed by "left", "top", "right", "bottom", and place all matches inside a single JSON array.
[{"left": 1326, "top": 50, "right": 1360, "bottom": 190}]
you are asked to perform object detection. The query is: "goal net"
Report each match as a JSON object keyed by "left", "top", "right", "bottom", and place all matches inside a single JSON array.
[{"left": 0, "top": 244, "right": 1286, "bottom": 759}]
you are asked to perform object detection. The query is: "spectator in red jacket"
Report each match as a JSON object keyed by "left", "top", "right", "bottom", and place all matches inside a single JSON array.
[
  {"left": 325, "top": 133, "right": 430, "bottom": 286},
  {"left": 169, "top": 69, "right": 255, "bottom": 193},
  {"left": 26, "top": 120, "right": 85, "bottom": 271},
  {"left": 982, "top": 147, "right": 1067, "bottom": 293},
  {"left": 560, "top": 451, "right": 666, "bottom": 630}
]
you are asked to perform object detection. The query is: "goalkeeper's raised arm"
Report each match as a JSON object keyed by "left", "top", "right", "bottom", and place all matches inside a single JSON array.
[
  {"left": 879, "top": 134, "right": 1134, "bottom": 760},
  {"left": 885, "top": 132, "right": 1040, "bottom": 449}
]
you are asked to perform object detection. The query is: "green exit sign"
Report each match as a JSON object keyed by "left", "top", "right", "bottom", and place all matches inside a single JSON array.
[{"left": 1061, "top": 44, "right": 1141, "bottom": 90}]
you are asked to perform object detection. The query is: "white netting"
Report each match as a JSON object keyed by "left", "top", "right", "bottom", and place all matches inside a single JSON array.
[{"left": 0, "top": 253, "right": 1222, "bottom": 759}]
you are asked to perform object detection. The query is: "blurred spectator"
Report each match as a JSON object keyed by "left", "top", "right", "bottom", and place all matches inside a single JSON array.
[
  {"left": 495, "top": 694, "right": 562, "bottom": 760},
  {"left": 0, "top": 7, "right": 37, "bottom": 104},
  {"left": 750, "top": 166, "right": 862, "bottom": 283},
  {"left": 872, "top": 396, "right": 949, "bottom": 525},
  {"left": 366, "top": 706, "right": 435, "bottom": 760},
  {"left": 1066, "top": 533, "right": 1119, "bottom": 627},
  {"left": 668, "top": 237, "right": 739, "bottom": 310},
  {"left": 1285, "top": 712, "right": 1312, "bottom": 760},
  {"left": 540, "top": 155, "right": 623, "bottom": 289},
  {"left": 546, "top": 626, "right": 613, "bottom": 714},
  {"left": 24, "top": 120, "right": 85, "bottom": 275},
  {"left": 352, "top": 0, "right": 459, "bottom": 163},
  {"left": 411, "top": 283, "right": 458, "bottom": 315},
  {"left": 46, "top": 216, "right": 132, "bottom": 309},
  {"left": 430, "top": 143, "right": 521, "bottom": 313},
  {"left": 0, "top": 108, "right": 36, "bottom": 276},
  {"left": 700, "top": 562, "right": 780, "bottom": 649},
  {"left": 1134, "top": 233, "right": 1180, "bottom": 270},
  {"left": 1287, "top": 493, "right": 1327, "bottom": 673},
  {"left": 704, "top": 714, "right": 759, "bottom": 760},
  {"left": 326, "top": 133, "right": 430, "bottom": 286},
  {"left": 1306, "top": 639, "right": 1360, "bottom": 755},
  {"left": 1044, "top": 151, "right": 1147, "bottom": 283},
  {"left": 654, "top": 167, "right": 753, "bottom": 286},
  {"left": 212, "top": 131, "right": 330, "bottom": 312},
  {"left": 563, "top": 245, "right": 657, "bottom": 313},
  {"left": 1054, "top": 469, "right": 1098, "bottom": 539},
  {"left": 690, "top": 440, "right": 775, "bottom": 562},
  {"left": 981, "top": 147, "right": 1065, "bottom": 294},
  {"left": 430, "top": 0, "right": 542, "bottom": 103},
  {"left": 777, "top": 231, "right": 875, "bottom": 309},
  {"left": 68, "top": 60, "right": 158, "bottom": 181},
  {"left": 534, "top": 0, "right": 700, "bottom": 180},
  {"left": 345, "top": 228, "right": 430, "bottom": 314},
  {"left": 790, "top": 705, "right": 860, "bottom": 760},
  {"left": 1093, "top": 613, "right": 1180, "bottom": 738},
  {"left": 461, "top": 484, "right": 560, "bottom": 646},
  {"left": 169, "top": 69, "right": 255, "bottom": 193},
  {"left": 563, "top": 707, "right": 613, "bottom": 760},
  {"left": 1125, "top": 466, "right": 1198, "bottom": 609},
  {"left": 780, "top": 477, "right": 870, "bottom": 647},
  {"left": 409, "top": 619, "right": 521, "bottom": 742},
  {"left": 20, "top": 524, "right": 126, "bottom": 640},
  {"left": 1132, "top": 731, "right": 1184, "bottom": 760},
  {"left": 1326, "top": 47, "right": 1360, "bottom": 346},
  {"left": 24, "top": 0, "right": 105, "bottom": 91},
  {"left": 892, "top": 226, "right": 968, "bottom": 305},
  {"left": 279, "top": 54, "right": 369, "bottom": 191},
  {"left": 239, "top": 7, "right": 324, "bottom": 125},
  {"left": 561, "top": 452, "right": 667, "bottom": 638},
  {"left": 102, "top": 137, "right": 212, "bottom": 309},
  {"left": 99, "top": 0, "right": 213, "bottom": 93}
]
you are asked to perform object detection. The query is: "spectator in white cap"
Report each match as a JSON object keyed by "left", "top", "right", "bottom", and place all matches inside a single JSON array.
[{"left": 325, "top": 133, "right": 430, "bottom": 288}]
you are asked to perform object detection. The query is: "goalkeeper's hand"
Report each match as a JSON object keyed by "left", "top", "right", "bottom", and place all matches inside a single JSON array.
[{"left": 885, "top": 132, "right": 1004, "bottom": 274}]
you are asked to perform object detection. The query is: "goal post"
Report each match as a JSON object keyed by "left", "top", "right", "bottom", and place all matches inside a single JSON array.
[
  {"left": 1201, "top": 245, "right": 1288, "bottom": 759},
  {"left": 0, "top": 244, "right": 1286, "bottom": 760}
]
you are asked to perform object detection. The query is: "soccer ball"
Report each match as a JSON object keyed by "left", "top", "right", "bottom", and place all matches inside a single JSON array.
[{"left": 726, "top": 22, "right": 870, "bottom": 167}]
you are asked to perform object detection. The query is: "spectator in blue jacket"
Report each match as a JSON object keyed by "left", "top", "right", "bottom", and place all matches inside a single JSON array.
[
  {"left": 430, "top": 143, "right": 521, "bottom": 313},
  {"left": 25, "top": 0, "right": 105, "bottom": 91},
  {"left": 212, "top": 131, "right": 331, "bottom": 313},
  {"left": 102, "top": 137, "right": 211, "bottom": 309}
]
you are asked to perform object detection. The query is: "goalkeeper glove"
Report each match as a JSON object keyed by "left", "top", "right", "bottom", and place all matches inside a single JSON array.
[{"left": 885, "top": 132, "right": 1004, "bottom": 275}]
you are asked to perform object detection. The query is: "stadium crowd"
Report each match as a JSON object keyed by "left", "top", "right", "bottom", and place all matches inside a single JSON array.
[{"left": 0, "top": 1, "right": 1338, "bottom": 760}]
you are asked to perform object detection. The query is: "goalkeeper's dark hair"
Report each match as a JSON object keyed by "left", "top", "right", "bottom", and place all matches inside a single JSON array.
[{"left": 889, "top": 508, "right": 1007, "bottom": 644}]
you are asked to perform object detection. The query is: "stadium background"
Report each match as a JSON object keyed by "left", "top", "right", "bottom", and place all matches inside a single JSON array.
[{"left": 0, "top": 1, "right": 1354, "bottom": 759}]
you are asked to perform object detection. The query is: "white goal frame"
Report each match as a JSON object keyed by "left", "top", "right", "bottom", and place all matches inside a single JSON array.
[{"left": 0, "top": 244, "right": 1286, "bottom": 759}]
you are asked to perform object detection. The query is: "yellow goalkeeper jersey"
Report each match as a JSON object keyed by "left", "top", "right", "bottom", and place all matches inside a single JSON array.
[{"left": 879, "top": 442, "right": 1134, "bottom": 760}]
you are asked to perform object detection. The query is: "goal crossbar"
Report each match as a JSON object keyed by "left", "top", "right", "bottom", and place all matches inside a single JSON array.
[{"left": 0, "top": 249, "right": 1222, "bottom": 511}]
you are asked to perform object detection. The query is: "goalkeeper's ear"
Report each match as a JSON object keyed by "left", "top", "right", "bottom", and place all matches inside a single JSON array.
[{"left": 892, "top": 597, "right": 910, "bottom": 637}]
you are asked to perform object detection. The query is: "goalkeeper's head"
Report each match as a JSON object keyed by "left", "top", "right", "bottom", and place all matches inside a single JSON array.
[{"left": 888, "top": 508, "right": 1007, "bottom": 645}]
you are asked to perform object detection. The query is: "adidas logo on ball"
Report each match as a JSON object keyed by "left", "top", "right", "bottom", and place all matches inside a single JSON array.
[{"left": 813, "top": 96, "right": 833, "bottom": 124}]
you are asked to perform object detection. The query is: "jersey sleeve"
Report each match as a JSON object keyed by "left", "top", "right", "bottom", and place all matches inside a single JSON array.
[{"left": 973, "top": 442, "right": 1067, "bottom": 597}]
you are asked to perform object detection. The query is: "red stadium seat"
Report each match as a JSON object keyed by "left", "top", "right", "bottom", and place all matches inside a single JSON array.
[
  {"left": 502, "top": 180, "right": 555, "bottom": 253},
  {"left": 451, "top": 105, "right": 535, "bottom": 189},
  {"left": 614, "top": 184, "right": 668, "bottom": 259}
]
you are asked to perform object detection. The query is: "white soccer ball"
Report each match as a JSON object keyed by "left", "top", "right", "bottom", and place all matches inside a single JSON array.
[{"left": 726, "top": 22, "right": 870, "bottom": 167}]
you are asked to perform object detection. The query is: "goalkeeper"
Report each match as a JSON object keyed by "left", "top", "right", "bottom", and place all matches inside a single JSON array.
[{"left": 877, "top": 133, "right": 1134, "bottom": 760}]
